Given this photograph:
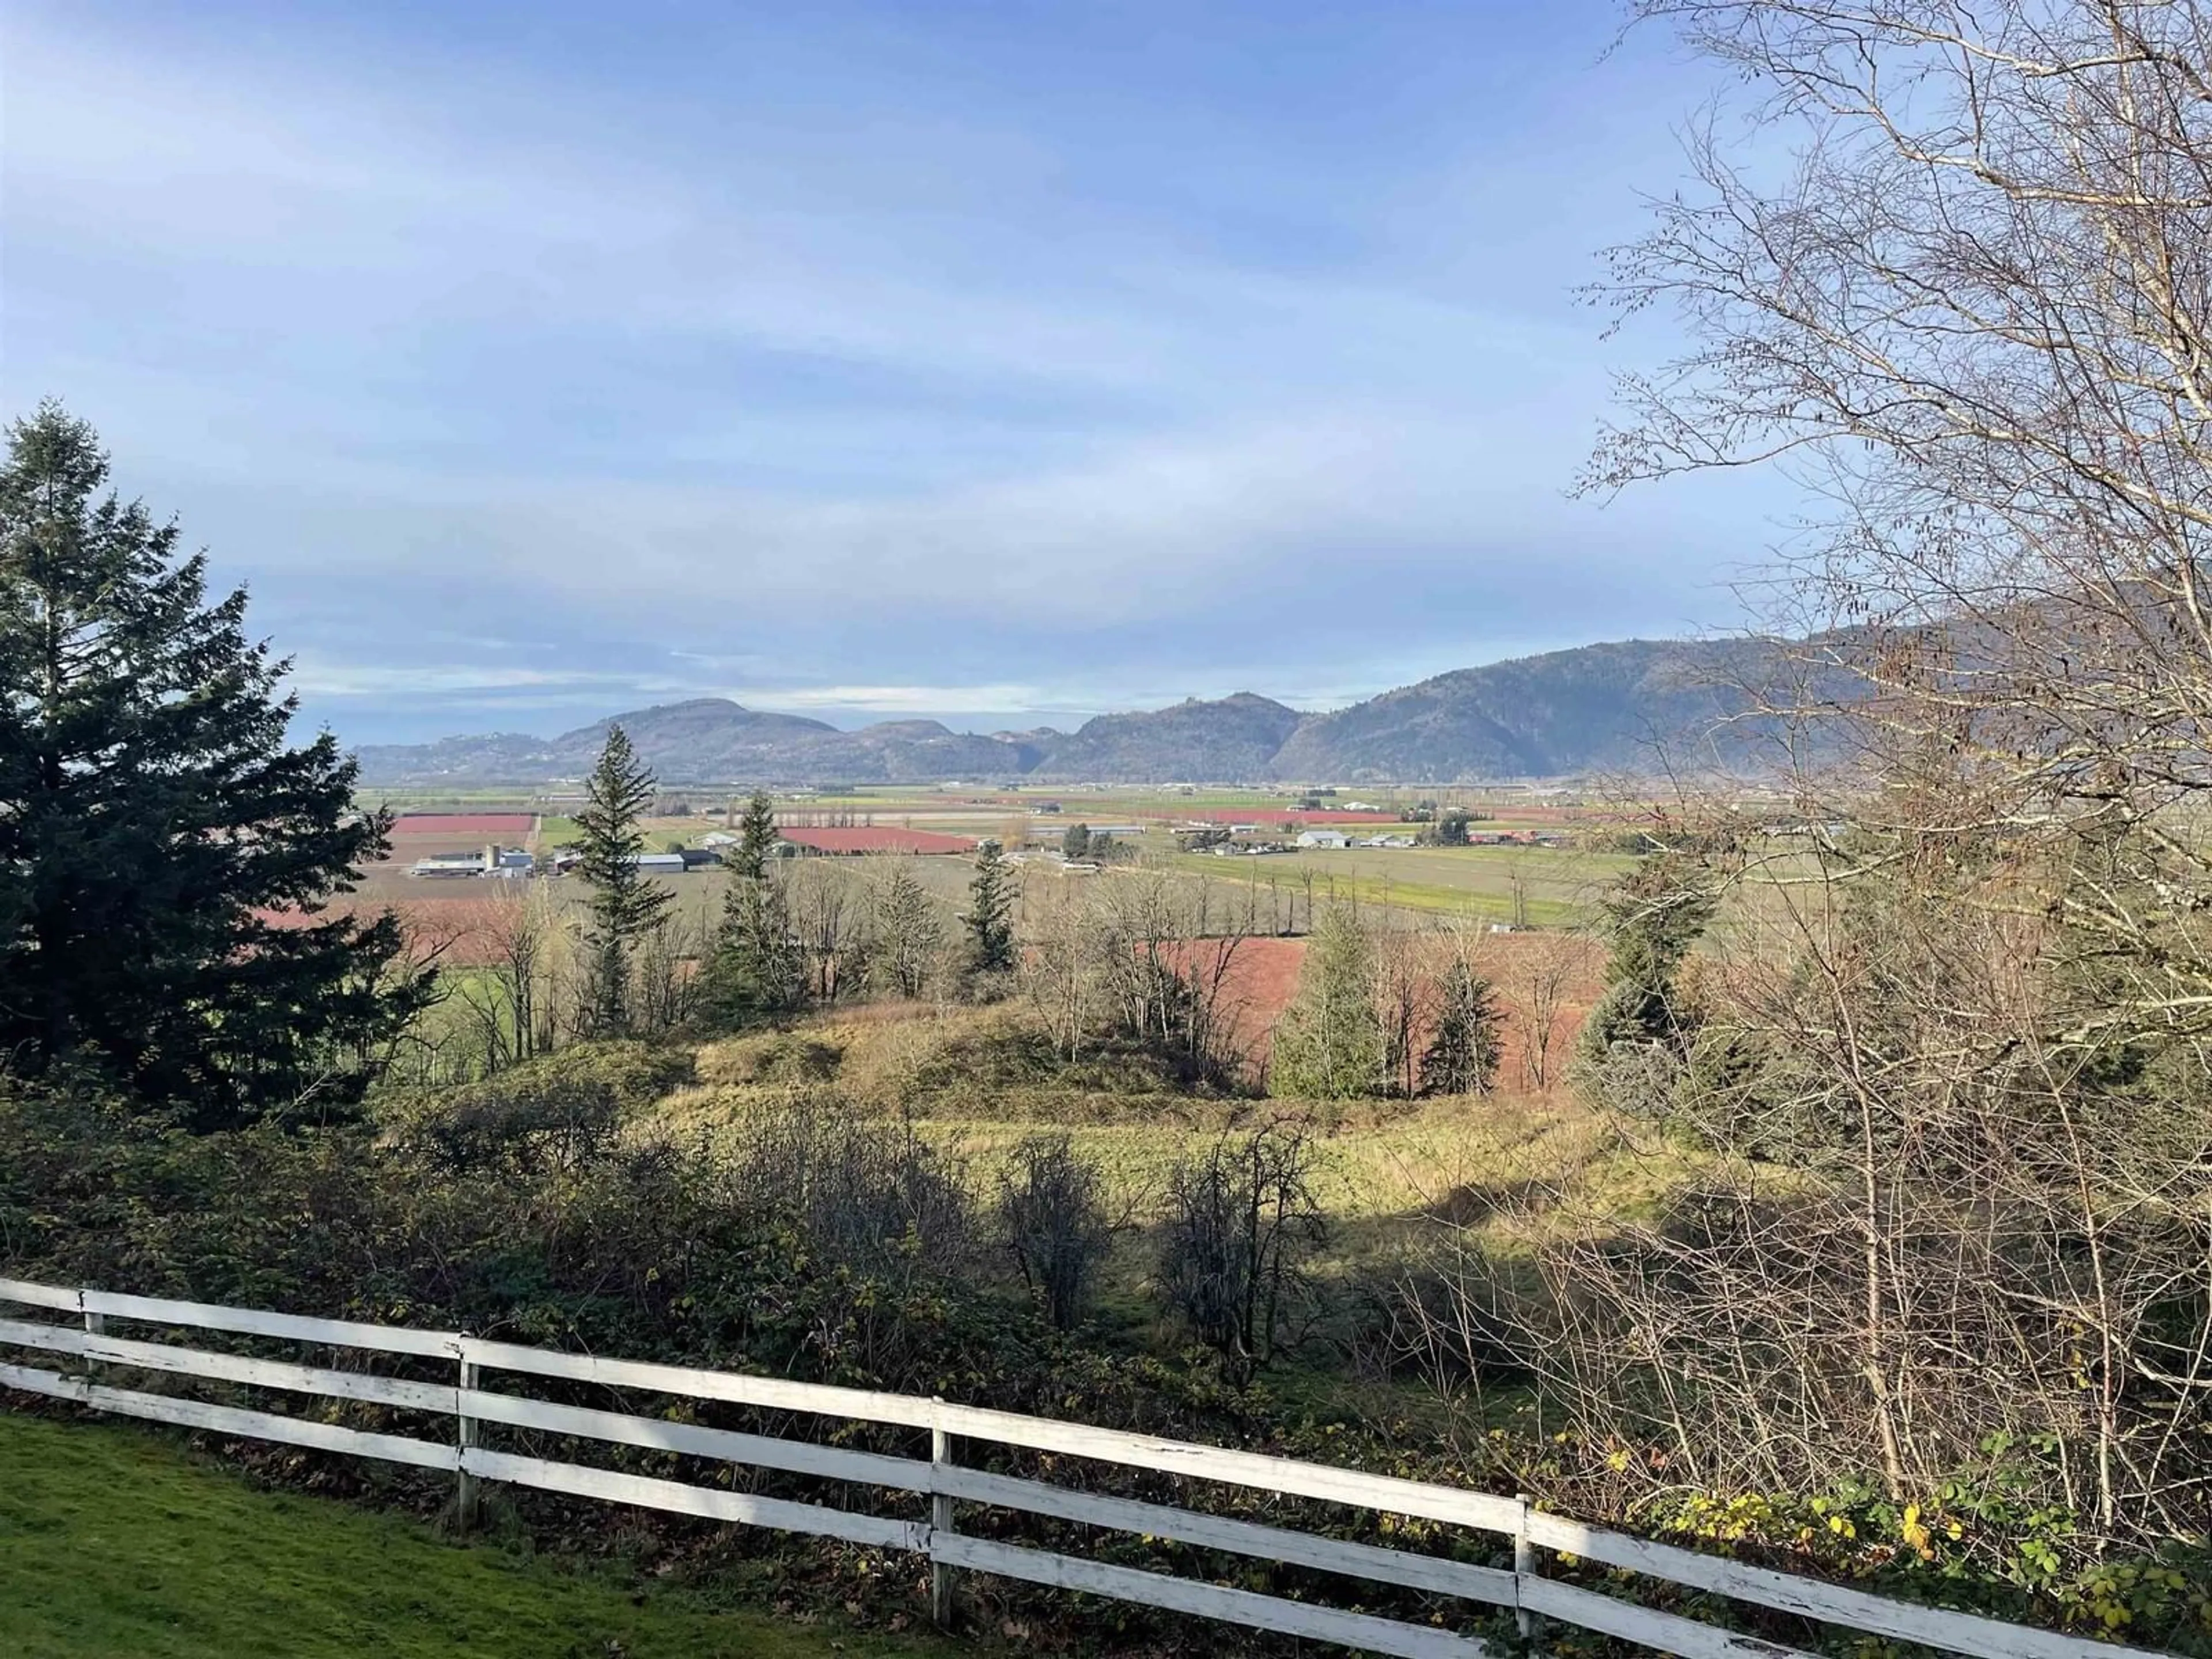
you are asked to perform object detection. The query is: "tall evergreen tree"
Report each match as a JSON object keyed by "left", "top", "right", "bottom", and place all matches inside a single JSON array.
[
  {"left": 732, "top": 788, "right": 779, "bottom": 880},
  {"left": 1580, "top": 849, "right": 1716, "bottom": 1060},
  {"left": 702, "top": 870, "right": 803, "bottom": 1028},
  {"left": 1419, "top": 958, "right": 1504, "bottom": 1097},
  {"left": 0, "top": 403, "right": 426, "bottom": 1126},
  {"left": 575, "top": 725, "right": 672, "bottom": 1033},
  {"left": 964, "top": 839, "right": 1017, "bottom": 979},
  {"left": 1268, "top": 907, "right": 1386, "bottom": 1099}
]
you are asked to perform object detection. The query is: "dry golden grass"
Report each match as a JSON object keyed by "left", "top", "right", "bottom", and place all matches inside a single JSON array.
[{"left": 661, "top": 1003, "right": 1719, "bottom": 1268}]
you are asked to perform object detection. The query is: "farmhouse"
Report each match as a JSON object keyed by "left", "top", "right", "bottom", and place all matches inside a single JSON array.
[{"left": 1296, "top": 829, "right": 1351, "bottom": 849}]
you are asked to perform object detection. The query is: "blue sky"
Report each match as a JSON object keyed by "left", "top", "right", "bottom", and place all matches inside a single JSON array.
[{"left": 3, "top": 1, "right": 1794, "bottom": 745}]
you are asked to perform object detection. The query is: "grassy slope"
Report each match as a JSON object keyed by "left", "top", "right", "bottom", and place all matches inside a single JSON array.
[{"left": 0, "top": 1413, "right": 945, "bottom": 1659}]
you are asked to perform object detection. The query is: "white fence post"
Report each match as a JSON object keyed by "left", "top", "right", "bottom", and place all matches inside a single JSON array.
[
  {"left": 1513, "top": 1492, "right": 1536, "bottom": 1644},
  {"left": 930, "top": 1396, "right": 956, "bottom": 1631},
  {"left": 456, "top": 1342, "right": 479, "bottom": 1531},
  {"left": 79, "top": 1288, "right": 103, "bottom": 1395}
]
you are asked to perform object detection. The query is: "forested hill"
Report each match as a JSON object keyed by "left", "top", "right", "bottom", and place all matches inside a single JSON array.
[
  {"left": 351, "top": 636, "right": 1779, "bottom": 786},
  {"left": 1268, "top": 638, "right": 1778, "bottom": 782}
]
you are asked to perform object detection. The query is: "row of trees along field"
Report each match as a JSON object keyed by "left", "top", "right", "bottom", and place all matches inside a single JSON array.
[
  {"left": 6, "top": 1, "right": 2212, "bottom": 1645},
  {"left": 417, "top": 743, "right": 1537, "bottom": 1103}
]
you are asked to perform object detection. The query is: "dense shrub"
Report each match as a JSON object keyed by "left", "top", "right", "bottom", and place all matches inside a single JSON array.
[
  {"left": 1156, "top": 1122, "right": 1327, "bottom": 1387},
  {"left": 996, "top": 1132, "right": 1115, "bottom": 1331},
  {"left": 374, "top": 1041, "right": 696, "bottom": 1175}
]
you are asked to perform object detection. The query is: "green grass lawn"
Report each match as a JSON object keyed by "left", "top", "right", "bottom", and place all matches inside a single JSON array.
[{"left": 0, "top": 1413, "right": 947, "bottom": 1659}]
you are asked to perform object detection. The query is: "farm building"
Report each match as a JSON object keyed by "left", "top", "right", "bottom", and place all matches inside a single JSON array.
[
  {"left": 408, "top": 844, "right": 533, "bottom": 879},
  {"left": 409, "top": 848, "right": 492, "bottom": 878},
  {"left": 1296, "top": 830, "right": 1351, "bottom": 849}
]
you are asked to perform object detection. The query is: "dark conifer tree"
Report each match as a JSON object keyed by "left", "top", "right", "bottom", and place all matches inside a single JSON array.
[
  {"left": 733, "top": 787, "right": 780, "bottom": 880},
  {"left": 1580, "top": 850, "right": 1717, "bottom": 1059},
  {"left": 702, "top": 793, "right": 802, "bottom": 1031},
  {"left": 964, "top": 839, "right": 1017, "bottom": 979},
  {"left": 575, "top": 725, "right": 672, "bottom": 1033},
  {"left": 1419, "top": 959, "right": 1504, "bottom": 1097},
  {"left": 703, "top": 873, "right": 803, "bottom": 1028},
  {"left": 0, "top": 403, "right": 427, "bottom": 1126}
]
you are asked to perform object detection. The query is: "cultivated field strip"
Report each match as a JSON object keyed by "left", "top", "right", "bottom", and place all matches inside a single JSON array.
[{"left": 0, "top": 1276, "right": 2177, "bottom": 1659}]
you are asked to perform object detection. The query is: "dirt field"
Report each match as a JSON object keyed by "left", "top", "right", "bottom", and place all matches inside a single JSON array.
[
  {"left": 387, "top": 812, "right": 535, "bottom": 838},
  {"left": 1180, "top": 931, "right": 1603, "bottom": 1084}
]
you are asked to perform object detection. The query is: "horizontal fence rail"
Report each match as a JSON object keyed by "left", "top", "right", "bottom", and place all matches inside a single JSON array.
[{"left": 0, "top": 1277, "right": 2179, "bottom": 1659}]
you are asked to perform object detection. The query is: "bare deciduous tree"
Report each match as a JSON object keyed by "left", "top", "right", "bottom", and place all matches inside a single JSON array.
[
  {"left": 1589, "top": 0, "right": 2212, "bottom": 1053},
  {"left": 1021, "top": 885, "right": 1101, "bottom": 1062},
  {"left": 1510, "top": 0, "right": 2212, "bottom": 1552},
  {"left": 1157, "top": 1120, "right": 1328, "bottom": 1387},
  {"left": 997, "top": 1131, "right": 1116, "bottom": 1331},
  {"left": 1494, "top": 933, "right": 1593, "bottom": 1094}
]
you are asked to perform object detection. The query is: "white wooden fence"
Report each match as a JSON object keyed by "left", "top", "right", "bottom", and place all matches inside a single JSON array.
[{"left": 0, "top": 1277, "right": 2179, "bottom": 1659}]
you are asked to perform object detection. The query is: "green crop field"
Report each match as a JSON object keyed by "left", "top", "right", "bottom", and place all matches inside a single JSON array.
[
  {"left": 1169, "top": 843, "right": 1637, "bottom": 925},
  {"left": 0, "top": 1413, "right": 947, "bottom": 1659}
]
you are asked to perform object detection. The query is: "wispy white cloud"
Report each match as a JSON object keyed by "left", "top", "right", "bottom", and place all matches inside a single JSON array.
[
  {"left": 282, "top": 662, "right": 630, "bottom": 700},
  {"left": 718, "top": 683, "right": 1044, "bottom": 714},
  {"left": 5, "top": 2, "right": 1783, "bottom": 744}
]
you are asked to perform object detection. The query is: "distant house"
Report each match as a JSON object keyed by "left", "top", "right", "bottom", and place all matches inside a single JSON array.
[
  {"left": 1296, "top": 830, "right": 1351, "bottom": 850},
  {"left": 634, "top": 852, "right": 687, "bottom": 876}
]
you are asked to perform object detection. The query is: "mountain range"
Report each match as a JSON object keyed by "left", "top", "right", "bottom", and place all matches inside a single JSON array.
[{"left": 351, "top": 635, "right": 1778, "bottom": 787}]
